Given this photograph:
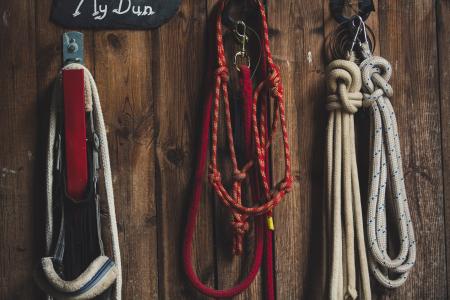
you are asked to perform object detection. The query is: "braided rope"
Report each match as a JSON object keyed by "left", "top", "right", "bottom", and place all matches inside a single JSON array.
[
  {"left": 209, "top": 0, "right": 292, "bottom": 254},
  {"left": 361, "top": 55, "right": 416, "bottom": 288},
  {"left": 325, "top": 59, "right": 371, "bottom": 300}
]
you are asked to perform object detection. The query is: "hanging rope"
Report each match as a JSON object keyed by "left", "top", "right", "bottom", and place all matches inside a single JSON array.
[
  {"left": 325, "top": 59, "right": 371, "bottom": 300},
  {"left": 36, "top": 63, "right": 122, "bottom": 300},
  {"left": 360, "top": 52, "right": 416, "bottom": 288},
  {"left": 183, "top": 0, "right": 292, "bottom": 298}
]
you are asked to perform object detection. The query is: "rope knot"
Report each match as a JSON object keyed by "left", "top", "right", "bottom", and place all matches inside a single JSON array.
[
  {"left": 231, "top": 217, "right": 250, "bottom": 236},
  {"left": 326, "top": 59, "right": 363, "bottom": 114},
  {"left": 215, "top": 66, "right": 229, "bottom": 83},
  {"left": 360, "top": 56, "right": 394, "bottom": 107},
  {"left": 269, "top": 67, "right": 283, "bottom": 97},
  {"left": 231, "top": 213, "right": 249, "bottom": 255},
  {"left": 233, "top": 170, "right": 247, "bottom": 182},
  {"left": 208, "top": 169, "right": 222, "bottom": 184}
]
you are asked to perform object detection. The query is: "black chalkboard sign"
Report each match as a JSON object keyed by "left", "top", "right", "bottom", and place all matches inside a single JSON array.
[{"left": 51, "top": 0, "right": 181, "bottom": 29}]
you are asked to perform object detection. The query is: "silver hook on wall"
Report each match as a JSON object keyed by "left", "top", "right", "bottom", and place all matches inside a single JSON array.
[{"left": 62, "top": 32, "right": 84, "bottom": 66}]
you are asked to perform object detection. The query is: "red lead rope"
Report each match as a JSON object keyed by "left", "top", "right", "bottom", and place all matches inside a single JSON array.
[{"left": 183, "top": 0, "right": 292, "bottom": 298}]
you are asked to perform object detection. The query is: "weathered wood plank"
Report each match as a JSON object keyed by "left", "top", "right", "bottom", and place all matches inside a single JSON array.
[
  {"left": 92, "top": 29, "right": 158, "bottom": 299},
  {"left": 269, "top": 0, "right": 327, "bottom": 298},
  {"left": 437, "top": 0, "right": 450, "bottom": 298},
  {"left": 0, "top": 0, "right": 37, "bottom": 299},
  {"left": 0, "top": 1, "right": 447, "bottom": 299},
  {"left": 154, "top": 1, "right": 214, "bottom": 299},
  {"left": 375, "top": 0, "right": 446, "bottom": 298}
]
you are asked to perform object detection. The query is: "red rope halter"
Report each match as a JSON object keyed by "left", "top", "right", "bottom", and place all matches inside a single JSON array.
[{"left": 183, "top": 1, "right": 292, "bottom": 298}]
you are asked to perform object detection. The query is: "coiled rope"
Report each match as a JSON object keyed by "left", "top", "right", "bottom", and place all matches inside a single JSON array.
[
  {"left": 39, "top": 63, "right": 122, "bottom": 300},
  {"left": 360, "top": 52, "right": 416, "bottom": 288},
  {"left": 325, "top": 59, "right": 371, "bottom": 300},
  {"left": 183, "top": 0, "right": 292, "bottom": 298}
]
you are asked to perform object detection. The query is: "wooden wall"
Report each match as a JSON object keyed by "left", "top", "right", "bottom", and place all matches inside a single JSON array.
[{"left": 0, "top": 0, "right": 448, "bottom": 299}]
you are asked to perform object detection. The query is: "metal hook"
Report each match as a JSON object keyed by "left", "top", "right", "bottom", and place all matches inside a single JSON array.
[
  {"left": 351, "top": 15, "right": 368, "bottom": 44},
  {"left": 222, "top": 0, "right": 237, "bottom": 29},
  {"left": 349, "top": 15, "right": 373, "bottom": 56},
  {"left": 330, "top": 0, "right": 375, "bottom": 24},
  {"left": 222, "top": 0, "right": 260, "bottom": 29},
  {"left": 62, "top": 32, "right": 84, "bottom": 65},
  {"left": 349, "top": 20, "right": 362, "bottom": 53}
]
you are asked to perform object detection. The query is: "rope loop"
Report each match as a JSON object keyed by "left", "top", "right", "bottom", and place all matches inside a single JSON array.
[{"left": 360, "top": 55, "right": 416, "bottom": 288}]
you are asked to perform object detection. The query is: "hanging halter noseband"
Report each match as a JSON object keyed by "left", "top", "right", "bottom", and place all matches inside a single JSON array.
[
  {"left": 183, "top": 0, "right": 292, "bottom": 298},
  {"left": 34, "top": 63, "right": 122, "bottom": 300}
]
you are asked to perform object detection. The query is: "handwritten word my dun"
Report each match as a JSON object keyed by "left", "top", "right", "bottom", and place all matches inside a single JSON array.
[{"left": 73, "top": 0, "right": 156, "bottom": 20}]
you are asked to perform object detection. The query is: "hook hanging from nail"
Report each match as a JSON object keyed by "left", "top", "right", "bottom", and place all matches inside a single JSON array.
[{"left": 62, "top": 31, "right": 84, "bottom": 66}]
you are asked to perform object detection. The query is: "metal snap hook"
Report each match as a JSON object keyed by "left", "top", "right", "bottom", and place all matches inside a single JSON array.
[{"left": 233, "top": 21, "right": 251, "bottom": 70}]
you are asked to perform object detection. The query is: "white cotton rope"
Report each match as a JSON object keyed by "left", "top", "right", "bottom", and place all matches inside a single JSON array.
[
  {"left": 46, "top": 63, "right": 122, "bottom": 300},
  {"left": 326, "top": 59, "right": 371, "bottom": 300},
  {"left": 360, "top": 55, "right": 416, "bottom": 288}
]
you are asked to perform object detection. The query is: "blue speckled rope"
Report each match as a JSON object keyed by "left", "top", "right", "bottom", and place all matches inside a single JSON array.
[{"left": 360, "top": 54, "right": 416, "bottom": 288}]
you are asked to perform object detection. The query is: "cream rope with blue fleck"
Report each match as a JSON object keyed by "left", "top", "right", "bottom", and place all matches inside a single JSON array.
[{"left": 360, "top": 53, "right": 416, "bottom": 288}]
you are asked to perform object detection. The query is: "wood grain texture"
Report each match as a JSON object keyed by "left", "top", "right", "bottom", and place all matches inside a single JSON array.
[
  {"left": 0, "top": 0, "right": 38, "bottom": 299},
  {"left": 375, "top": 0, "right": 446, "bottom": 298},
  {"left": 0, "top": 0, "right": 447, "bottom": 299},
  {"left": 93, "top": 29, "right": 158, "bottom": 299},
  {"left": 269, "top": 0, "right": 327, "bottom": 299},
  {"left": 154, "top": 1, "right": 214, "bottom": 299},
  {"left": 438, "top": 0, "right": 450, "bottom": 298}
]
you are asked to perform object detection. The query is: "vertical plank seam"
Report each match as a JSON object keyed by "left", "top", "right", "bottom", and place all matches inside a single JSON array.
[
  {"left": 151, "top": 27, "right": 165, "bottom": 300},
  {"left": 434, "top": 0, "right": 449, "bottom": 298},
  {"left": 32, "top": 0, "right": 40, "bottom": 297}
]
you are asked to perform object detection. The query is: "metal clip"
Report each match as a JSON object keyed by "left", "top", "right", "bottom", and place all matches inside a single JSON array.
[{"left": 62, "top": 32, "right": 84, "bottom": 66}]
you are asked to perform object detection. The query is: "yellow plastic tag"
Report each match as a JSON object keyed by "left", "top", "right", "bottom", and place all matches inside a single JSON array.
[{"left": 267, "top": 216, "right": 275, "bottom": 231}]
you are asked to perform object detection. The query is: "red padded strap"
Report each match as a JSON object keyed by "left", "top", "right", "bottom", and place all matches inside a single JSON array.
[{"left": 63, "top": 69, "right": 88, "bottom": 201}]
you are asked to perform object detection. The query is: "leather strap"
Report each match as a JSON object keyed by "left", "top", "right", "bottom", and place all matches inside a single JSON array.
[{"left": 63, "top": 69, "right": 88, "bottom": 201}]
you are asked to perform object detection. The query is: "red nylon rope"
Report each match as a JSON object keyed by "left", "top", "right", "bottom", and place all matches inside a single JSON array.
[{"left": 183, "top": 1, "right": 292, "bottom": 298}]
